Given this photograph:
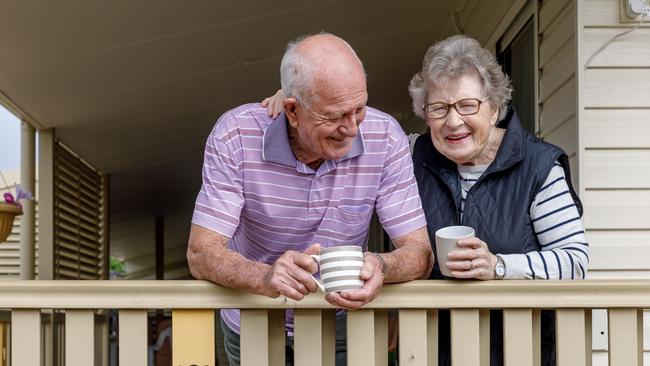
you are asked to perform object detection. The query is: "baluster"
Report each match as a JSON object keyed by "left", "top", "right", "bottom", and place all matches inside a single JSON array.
[
  {"left": 585, "top": 309, "right": 592, "bottom": 366},
  {"left": 11, "top": 309, "right": 41, "bottom": 366},
  {"left": 241, "top": 309, "right": 286, "bottom": 366},
  {"left": 608, "top": 308, "right": 642, "bottom": 366},
  {"left": 532, "top": 310, "right": 541, "bottom": 366},
  {"left": 172, "top": 309, "right": 215, "bottom": 366},
  {"left": 479, "top": 309, "right": 490, "bottom": 366},
  {"left": 0, "top": 320, "right": 5, "bottom": 366},
  {"left": 399, "top": 309, "right": 427, "bottom": 366},
  {"left": 503, "top": 309, "right": 533, "bottom": 366},
  {"left": 374, "top": 310, "right": 388, "bottom": 366},
  {"left": 427, "top": 310, "right": 438, "bottom": 366},
  {"left": 118, "top": 310, "right": 147, "bottom": 366},
  {"left": 65, "top": 310, "right": 94, "bottom": 366},
  {"left": 347, "top": 309, "right": 375, "bottom": 366},
  {"left": 556, "top": 309, "right": 586, "bottom": 366},
  {"left": 294, "top": 309, "right": 336, "bottom": 366},
  {"left": 451, "top": 309, "right": 481, "bottom": 365},
  {"left": 269, "top": 309, "right": 288, "bottom": 366},
  {"left": 321, "top": 310, "right": 336, "bottom": 366}
]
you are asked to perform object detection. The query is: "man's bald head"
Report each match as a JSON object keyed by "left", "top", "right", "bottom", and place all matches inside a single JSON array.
[{"left": 280, "top": 33, "right": 366, "bottom": 106}]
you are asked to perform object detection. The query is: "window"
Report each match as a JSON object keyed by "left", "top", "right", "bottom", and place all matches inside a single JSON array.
[{"left": 498, "top": 17, "right": 536, "bottom": 135}]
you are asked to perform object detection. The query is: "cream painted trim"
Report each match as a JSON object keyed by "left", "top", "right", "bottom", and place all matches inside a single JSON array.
[
  {"left": 19, "top": 121, "right": 36, "bottom": 280},
  {"left": 1, "top": 280, "right": 650, "bottom": 309},
  {"left": 37, "top": 129, "right": 55, "bottom": 280},
  {"left": 0, "top": 91, "right": 43, "bottom": 130},
  {"left": 533, "top": 3, "right": 540, "bottom": 136},
  {"left": 11, "top": 309, "right": 40, "bottom": 366},
  {"left": 493, "top": 0, "right": 540, "bottom": 135},
  {"left": 556, "top": 309, "right": 587, "bottom": 365},
  {"left": 499, "top": 0, "right": 536, "bottom": 52},
  {"left": 576, "top": 0, "right": 586, "bottom": 197},
  {"left": 485, "top": 0, "right": 529, "bottom": 51}
]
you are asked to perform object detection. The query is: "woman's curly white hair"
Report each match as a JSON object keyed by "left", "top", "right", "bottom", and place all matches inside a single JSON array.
[{"left": 408, "top": 35, "right": 512, "bottom": 121}]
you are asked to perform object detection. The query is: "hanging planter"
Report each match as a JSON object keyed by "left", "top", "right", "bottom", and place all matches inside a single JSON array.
[
  {"left": 1, "top": 170, "right": 32, "bottom": 243},
  {"left": 0, "top": 202, "right": 22, "bottom": 243}
]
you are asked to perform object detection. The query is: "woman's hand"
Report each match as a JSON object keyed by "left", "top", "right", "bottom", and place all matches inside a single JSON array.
[
  {"left": 446, "top": 237, "right": 498, "bottom": 280},
  {"left": 260, "top": 89, "right": 285, "bottom": 119}
]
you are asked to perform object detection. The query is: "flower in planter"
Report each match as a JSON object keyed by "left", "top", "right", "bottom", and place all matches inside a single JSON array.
[
  {"left": 2, "top": 185, "right": 33, "bottom": 207},
  {"left": 3, "top": 192, "right": 14, "bottom": 204}
]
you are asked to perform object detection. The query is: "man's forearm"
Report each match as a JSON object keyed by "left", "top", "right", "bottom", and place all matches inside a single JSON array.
[
  {"left": 381, "top": 227, "right": 433, "bottom": 282},
  {"left": 187, "top": 225, "right": 273, "bottom": 296},
  {"left": 382, "top": 242, "right": 432, "bottom": 282}
]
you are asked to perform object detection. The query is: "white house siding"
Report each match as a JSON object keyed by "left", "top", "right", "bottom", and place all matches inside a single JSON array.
[
  {"left": 579, "top": 0, "right": 650, "bottom": 279},
  {"left": 578, "top": 0, "right": 650, "bottom": 363},
  {"left": 0, "top": 169, "right": 38, "bottom": 278}
]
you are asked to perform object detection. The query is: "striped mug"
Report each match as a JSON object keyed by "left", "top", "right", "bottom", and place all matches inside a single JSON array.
[{"left": 310, "top": 245, "right": 364, "bottom": 293}]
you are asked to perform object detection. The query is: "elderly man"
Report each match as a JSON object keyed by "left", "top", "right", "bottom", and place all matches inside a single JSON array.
[{"left": 187, "top": 33, "right": 432, "bottom": 365}]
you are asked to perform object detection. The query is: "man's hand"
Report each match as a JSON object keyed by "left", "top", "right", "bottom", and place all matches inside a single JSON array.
[
  {"left": 262, "top": 244, "right": 321, "bottom": 300},
  {"left": 324, "top": 252, "right": 384, "bottom": 310}
]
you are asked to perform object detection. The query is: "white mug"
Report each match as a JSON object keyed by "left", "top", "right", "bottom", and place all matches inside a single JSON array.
[
  {"left": 309, "top": 245, "right": 364, "bottom": 293},
  {"left": 435, "top": 226, "right": 475, "bottom": 277}
]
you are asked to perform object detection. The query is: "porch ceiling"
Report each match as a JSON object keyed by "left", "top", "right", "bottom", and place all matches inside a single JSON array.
[
  {"left": 1, "top": 0, "right": 456, "bottom": 173},
  {"left": 1, "top": 1, "right": 457, "bottom": 256}
]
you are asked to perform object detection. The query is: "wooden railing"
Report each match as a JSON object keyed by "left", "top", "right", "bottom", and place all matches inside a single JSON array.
[{"left": 0, "top": 280, "right": 648, "bottom": 366}]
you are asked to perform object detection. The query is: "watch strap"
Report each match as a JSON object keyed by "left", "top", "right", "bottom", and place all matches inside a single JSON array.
[{"left": 369, "top": 252, "right": 387, "bottom": 277}]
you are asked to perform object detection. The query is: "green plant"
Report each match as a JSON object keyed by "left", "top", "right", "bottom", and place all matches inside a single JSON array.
[{"left": 109, "top": 256, "right": 126, "bottom": 276}]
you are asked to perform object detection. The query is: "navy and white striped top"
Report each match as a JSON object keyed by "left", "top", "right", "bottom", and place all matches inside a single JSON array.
[{"left": 458, "top": 162, "right": 589, "bottom": 279}]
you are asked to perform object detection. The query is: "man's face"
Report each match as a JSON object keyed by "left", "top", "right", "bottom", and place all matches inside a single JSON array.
[{"left": 289, "top": 76, "right": 368, "bottom": 164}]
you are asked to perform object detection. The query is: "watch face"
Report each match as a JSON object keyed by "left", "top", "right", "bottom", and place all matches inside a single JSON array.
[{"left": 496, "top": 265, "right": 505, "bottom": 277}]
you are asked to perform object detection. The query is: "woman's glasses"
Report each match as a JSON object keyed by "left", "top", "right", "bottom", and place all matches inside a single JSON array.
[{"left": 422, "top": 98, "right": 486, "bottom": 119}]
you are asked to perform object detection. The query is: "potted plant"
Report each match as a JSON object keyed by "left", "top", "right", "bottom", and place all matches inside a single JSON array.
[{"left": 0, "top": 171, "right": 31, "bottom": 243}]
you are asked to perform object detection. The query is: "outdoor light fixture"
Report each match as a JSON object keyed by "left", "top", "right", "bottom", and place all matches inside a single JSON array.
[{"left": 626, "top": 0, "right": 650, "bottom": 17}]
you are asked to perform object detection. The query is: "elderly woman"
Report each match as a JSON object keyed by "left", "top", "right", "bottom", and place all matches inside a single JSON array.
[
  {"left": 262, "top": 34, "right": 588, "bottom": 365},
  {"left": 408, "top": 35, "right": 588, "bottom": 365}
]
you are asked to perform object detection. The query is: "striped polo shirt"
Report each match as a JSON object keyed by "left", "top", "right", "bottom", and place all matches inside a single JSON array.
[{"left": 192, "top": 103, "right": 426, "bottom": 334}]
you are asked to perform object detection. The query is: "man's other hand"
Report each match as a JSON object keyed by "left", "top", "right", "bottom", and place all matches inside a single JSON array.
[
  {"left": 262, "top": 243, "right": 321, "bottom": 301},
  {"left": 324, "top": 252, "right": 384, "bottom": 310}
]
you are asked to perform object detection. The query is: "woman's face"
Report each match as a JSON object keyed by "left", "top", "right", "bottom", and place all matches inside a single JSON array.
[{"left": 425, "top": 73, "right": 500, "bottom": 165}]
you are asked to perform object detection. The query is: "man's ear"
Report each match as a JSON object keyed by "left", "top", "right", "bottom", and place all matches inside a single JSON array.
[{"left": 284, "top": 98, "right": 299, "bottom": 128}]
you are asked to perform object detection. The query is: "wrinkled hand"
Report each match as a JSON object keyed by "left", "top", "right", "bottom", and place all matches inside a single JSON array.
[
  {"left": 260, "top": 89, "right": 285, "bottom": 119},
  {"left": 324, "top": 252, "right": 384, "bottom": 310},
  {"left": 262, "top": 244, "right": 320, "bottom": 300},
  {"left": 446, "top": 238, "right": 497, "bottom": 280}
]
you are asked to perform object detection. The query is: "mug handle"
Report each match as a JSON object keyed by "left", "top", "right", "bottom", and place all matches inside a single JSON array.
[{"left": 309, "top": 254, "right": 325, "bottom": 292}]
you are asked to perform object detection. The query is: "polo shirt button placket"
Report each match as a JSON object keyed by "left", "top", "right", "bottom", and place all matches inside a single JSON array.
[{"left": 307, "top": 174, "right": 320, "bottom": 220}]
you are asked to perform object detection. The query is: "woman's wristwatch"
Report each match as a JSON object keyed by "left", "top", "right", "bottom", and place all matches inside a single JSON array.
[{"left": 494, "top": 255, "right": 506, "bottom": 280}]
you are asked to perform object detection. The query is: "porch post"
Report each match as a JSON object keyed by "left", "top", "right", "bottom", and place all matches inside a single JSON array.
[
  {"left": 37, "top": 129, "right": 56, "bottom": 366},
  {"left": 37, "top": 129, "right": 55, "bottom": 280},
  {"left": 19, "top": 121, "right": 36, "bottom": 280}
]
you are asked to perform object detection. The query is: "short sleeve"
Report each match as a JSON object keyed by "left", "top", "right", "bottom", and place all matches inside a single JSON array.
[
  {"left": 191, "top": 113, "right": 245, "bottom": 238},
  {"left": 375, "top": 120, "right": 427, "bottom": 239}
]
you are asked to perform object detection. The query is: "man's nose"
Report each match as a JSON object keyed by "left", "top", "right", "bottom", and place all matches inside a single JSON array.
[{"left": 339, "top": 114, "right": 359, "bottom": 137}]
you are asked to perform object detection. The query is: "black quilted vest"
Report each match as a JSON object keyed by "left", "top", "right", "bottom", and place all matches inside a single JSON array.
[{"left": 412, "top": 108, "right": 582, "bottom": 366}]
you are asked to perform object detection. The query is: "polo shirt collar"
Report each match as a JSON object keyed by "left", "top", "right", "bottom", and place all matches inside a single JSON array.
[
  {"left": 262, "top": 113, "right": 297, "bottom": 167},
  {"left": 262, "top": 112, "right": 365, "bottom": 169}
]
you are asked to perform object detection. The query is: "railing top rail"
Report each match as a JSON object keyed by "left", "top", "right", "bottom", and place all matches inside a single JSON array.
[{"left": 0, "top": 280, "right": 649, "bottom": 309}]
